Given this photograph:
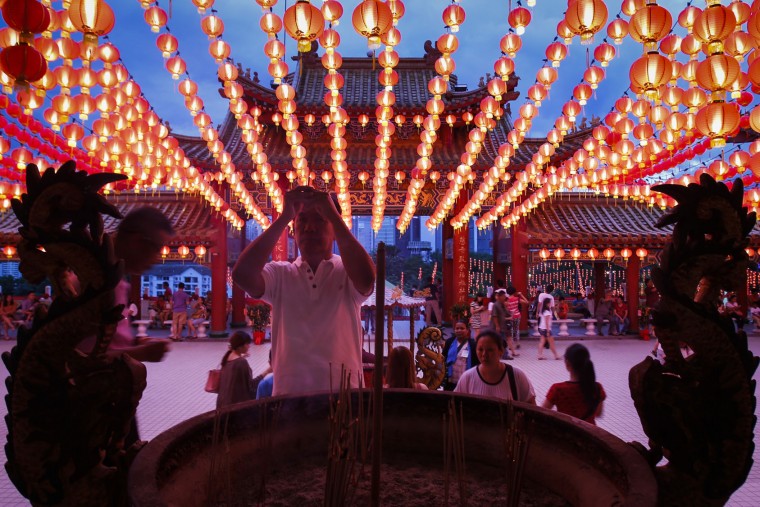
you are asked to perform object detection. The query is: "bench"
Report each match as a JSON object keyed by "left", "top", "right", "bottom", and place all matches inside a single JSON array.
[
  {"left": 580, "top": 318, "right": 609, "bottom": 336},
  {"left": 196, "top": 320, "right": 210, "bottom": 339},
  {"left": 133, "top": 319, "right": 151, "bottom": 338},
  {"left": 554, "top": 319, "right": 574, "bottom": 337}
]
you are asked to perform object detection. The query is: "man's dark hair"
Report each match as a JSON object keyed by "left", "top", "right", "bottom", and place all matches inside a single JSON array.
[
  {"left": 545, "top": 284, "right": 554, "bottom": 293},
  {"left": 496, "top": 279, "right": 505, "bottom": 288},
  {"left": 118, "top": 206, "right": 174, "bottom": 236},
  {"left": 507, "top": 287, "right": 516, "bottom": 295},
  {"left": 178, "top": 282, "right": 185, "bottom": 289}
]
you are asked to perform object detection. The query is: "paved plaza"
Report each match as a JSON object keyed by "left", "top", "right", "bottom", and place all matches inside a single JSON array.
[{"left": 1, "top": 320, "right": 759, "bottom": 506}]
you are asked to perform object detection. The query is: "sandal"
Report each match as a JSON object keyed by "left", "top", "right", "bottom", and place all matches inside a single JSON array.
[{"left": 538, "top": 356, "right": 546, "bottom": 360}]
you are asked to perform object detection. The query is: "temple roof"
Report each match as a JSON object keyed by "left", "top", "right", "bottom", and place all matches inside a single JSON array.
[
  {"left": 523, "top": 194, "right": 673, "bottom": 248},
  {"left": 0, "top": 194, "right": 219, "bottom": 246}
]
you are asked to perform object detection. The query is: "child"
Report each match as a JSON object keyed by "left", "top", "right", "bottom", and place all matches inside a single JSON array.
[{"left": 538, "top": 298, "right": 561, "bottom": 360}]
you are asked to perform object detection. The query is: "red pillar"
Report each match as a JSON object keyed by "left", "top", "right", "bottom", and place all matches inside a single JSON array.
[
  {"left": 271, "top": 208, "right": 290, "bottom": 262},
  {"left": 626, "top": 259, "right": 640, "bottom": 333},
  {"left": 511, "top": 221, "right": 529, "bottom": 329},
  {"left": 452, "top": 209, "right": 470, "bottom": 313},
  {"left": 442, "top": 217, "right": 454, "bottom": 324},
  {"left": 492, "top": 222, "right": 507, "bottom": 293},
  {"left": 210, "top": 215, "right": 228, "bottom": 338},
  {"left": 231, "top": 222, "right": 247, "bottom": 328}
]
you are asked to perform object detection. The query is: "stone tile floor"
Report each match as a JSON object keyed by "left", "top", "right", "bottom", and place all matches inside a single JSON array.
[{"left": 0, "top": 320, "right": 758, "bottom": 505}]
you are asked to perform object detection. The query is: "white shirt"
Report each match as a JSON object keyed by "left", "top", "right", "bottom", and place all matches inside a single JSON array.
[
  {"left": 537, "top": 292, "right": 555, "bottom": 313},
  {"left": 454, "top": 365, "right": 535, "bottom": 402},
  {"left": 261, "top": 255, "right": 368, "bottom": 396}
]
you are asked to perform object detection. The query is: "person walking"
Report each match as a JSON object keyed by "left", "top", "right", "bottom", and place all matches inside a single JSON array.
[
  {"left": 506, "top": 287, "right": 529, "bottom": 348},
  {"left": 537, "top": 298, "right": 561, "bottom": 360},
  {"left": 170, "top": 282, "right": 191, "bottom": 341},
  {"left": 543, "top": 343, "right": 606, "bottom": 425},
  {"left": 469, "top": 293, "right": 486, "bottom": 336},
  {"left": 423, "top": 276, "right": 442, "bottom": 327},
  {"left": 490, "top": 289, "right": 517, "bottom": 359}
]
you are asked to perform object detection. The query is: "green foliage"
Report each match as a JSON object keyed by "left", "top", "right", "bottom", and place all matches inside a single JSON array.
[
  {"left": 450, "top": 301, "right": 471, "bottom": 323},
  {"left": 246, "top": 303, "right": 271, "bottom": 332}
]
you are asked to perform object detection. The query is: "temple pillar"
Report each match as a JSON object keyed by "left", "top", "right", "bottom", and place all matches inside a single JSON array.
[
  {"left": 442, "top": 216, "right": 454, "bottom": 324},
  {"left": 271, "top": 207, "right": 289, "bottom": 262},
  {"left": 230, "top": 221, "right": 247, "bottom": 328},
  {"left": 626, "top": 258, "right": 640, "bottom": 333},
  {"left": 510, "top": 221, "right": 528, "bottom": 329},
  {"left": 452, "top": 209, "right": 470, "bottom": 319},
  {"left": 593, "top": 262, "right": 606, "bottom": 309},
  {"left": 492, "top": 222, "right": 507, "bottom": 292},
  {"left": 210, "top": 214, "right": 229, "bottom": 338}
]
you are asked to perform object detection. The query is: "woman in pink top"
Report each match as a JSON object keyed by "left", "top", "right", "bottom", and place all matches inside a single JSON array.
[{"left": 543, "top": 343, "right": 606, "bottom": 425}]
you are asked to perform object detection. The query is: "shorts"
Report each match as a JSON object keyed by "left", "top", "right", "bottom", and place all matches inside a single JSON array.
[{"left": 539, "top": 328, "right": 550, "bottom": 337}]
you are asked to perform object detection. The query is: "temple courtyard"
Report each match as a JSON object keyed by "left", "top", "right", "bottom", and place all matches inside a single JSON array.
[{"left": 1, "top": 322, "right": 758, "bottom": 505}]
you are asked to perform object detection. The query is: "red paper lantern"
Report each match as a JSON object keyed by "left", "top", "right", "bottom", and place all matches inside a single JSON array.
[
  {"left": 2, "top": 0, "right": 50, "bottom": 38},
  {"left": 0, "top": 43, "right": 46, "bottom": 87}
]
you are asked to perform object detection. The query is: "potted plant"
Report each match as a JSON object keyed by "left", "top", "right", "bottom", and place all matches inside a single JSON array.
[
  {"left": 247, "top": 303, "right": 271, "bottom": 345},
  {"left": 449, "top": 301, "right": 471, "bottom": 324}
]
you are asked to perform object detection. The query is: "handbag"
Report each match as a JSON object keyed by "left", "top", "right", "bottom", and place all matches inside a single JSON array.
[{"left": 205, "top": 367, "right": 221, "bottom": 393}]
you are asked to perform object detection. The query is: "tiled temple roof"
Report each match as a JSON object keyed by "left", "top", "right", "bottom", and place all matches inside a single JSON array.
[
  {"left": 0, "top": 194, "right": 218, "bottom": 245},
  {"left": 524, "top": 194, "right": 673, "bottom": 248}
]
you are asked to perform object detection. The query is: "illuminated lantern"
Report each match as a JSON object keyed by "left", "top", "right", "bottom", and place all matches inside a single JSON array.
[
  {"left": 260, "top": 12, "right": 283, "bottom": 35},
  {"left": 677, "top": 5, "right": 700, "bottom": 33},
  {"left": 545, "top": 42, "right": 567, "bottom": 67},
  {"left": 620, "top": 248, "right": 632, "bottom": 261},
  {"left": 441, "top": 3, "right": 465, "bottom": 33},
  {"left": 692, "top": 4, "right": 736, "bottom": 55},
  {"left": 62, "top": 122, "right": 84, "bottom": 147},
  {"left": 352, "top": 0, "right": 393, "bottom": 49},
  {"left": 587, "top": 247, "right": 599, "bottom": 260},
  {"left": 500, "top": 33, "right": 522, "bottom": 57},
  {"left": 696, "top": 54, "right": 741, "bottom": 96},
  {"left": 322, "top": 0, "right": 343, "bottom": 25},
  {"left": 695, "top": 101, "right": 740, "bottom": 148},
  {"left": 0, "top": 43, "right": 47, "bottom": 88},
  {"left": 628, "top": 3, "right": 672, "bottom": 50},
  {"left": 201, "top": 14, "right": 224, "bottom": 39},
  {"left": 749, "top": 105, "right": 760, "bottom": 134},
  {"left": 283, "top": 0, "right": 324, "bottom": 53},
  {"left": 553, "top": 248, "right": 565, "bottom": 261},
  {"left": 144, "top": 5, "right": 168, "bottom": 33},
  {"left": 539, "top": 248, "right": 550, "bottom": 261},
  {"left": 570, "top": 248, "right": 582, "bottom": 260},
  {"left": 603, "top": 248, "right": 615, "bottom": 261},
  {"left": 636, "top": 248, "right": 648, "bottom": 261},
  {"left": 564, "top": 0, "right": 608, "bottom": 44},
  {"left": 629, "top": 52, "right": 671, "bottom": 100},
  {"left": 67, "top": 0, "right": 115, "bottom": 43},
  {"left": 606, "top": 18, "right": 628, "bottom": 45},
  {"left": 166, "top": 55, "right": 186, "bottom": 80},
  {"left": 177, "top": 245, "right": 190, "bottom": 258},
  {"left": 2, "top": 245, "right": 16, "bottom": 258},
  {"left": 160, "top": 245, "right": 170, "bottom": 258},
  {"left": 681, "top": 87, "right": 707, "bottom": 112},
  {"left": 192, "top": 0, "right": 215, "bottom": 14},
  {"left": 208, "top": 40, "right": 230, "bottom": 62},
  {"left": 494, "top": 56, "right": 514, "bottom": 80},
  {"left": 508, "top": 6, "right": 531, "bottom": 35},
  {"left": 2, "top": 0, "right": 50, "bottom": 40}
]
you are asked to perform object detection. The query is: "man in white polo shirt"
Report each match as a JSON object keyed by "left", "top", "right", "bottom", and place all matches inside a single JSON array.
[{"left": 232, "top": 186, "right": 375, "bottom": 396}]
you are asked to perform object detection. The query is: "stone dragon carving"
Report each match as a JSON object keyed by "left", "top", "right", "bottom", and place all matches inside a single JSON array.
[
  {"left": 415, "top": 326, "right": 445, "bottom": 390},
  {"left": 2, "top": 161, "right": 144, "bottom": 506},
  {"left": 629, "top": 174, "right": 758, "bottom": 506}
]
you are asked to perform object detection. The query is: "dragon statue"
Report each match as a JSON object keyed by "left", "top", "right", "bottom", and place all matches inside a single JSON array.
[
  {"left": 629, "top": 174, "right": 759, "bottom": 506},
  {"left": 2, "top": 161, "right": 144, "bottom": 506}
]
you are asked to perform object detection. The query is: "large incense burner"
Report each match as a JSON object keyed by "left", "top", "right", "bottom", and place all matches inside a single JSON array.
[{"left": 128, "top": 391, "right": 656, "bottom": 506}]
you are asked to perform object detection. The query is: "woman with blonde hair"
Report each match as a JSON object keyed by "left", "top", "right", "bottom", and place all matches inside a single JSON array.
[{"left": 385, "top": 346, "right": 428, "bottom": 390}]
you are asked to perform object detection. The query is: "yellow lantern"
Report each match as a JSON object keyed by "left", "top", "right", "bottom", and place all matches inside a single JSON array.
[{"left": 695, "top": 101, "right": 741, "bottom": 148}]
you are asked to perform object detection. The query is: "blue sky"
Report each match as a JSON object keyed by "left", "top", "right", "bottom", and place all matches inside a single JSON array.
[{"left": 105, "top": 0, "right": 687, "bottom": 138}]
